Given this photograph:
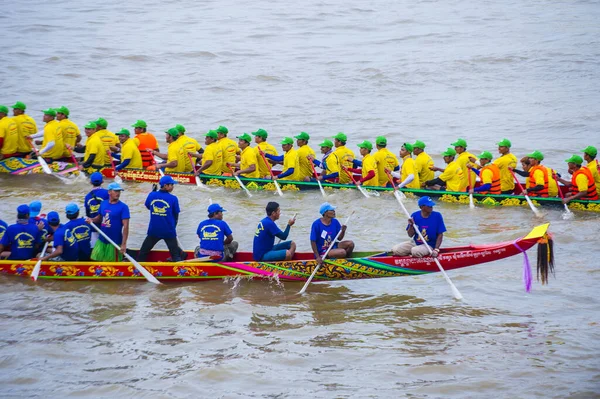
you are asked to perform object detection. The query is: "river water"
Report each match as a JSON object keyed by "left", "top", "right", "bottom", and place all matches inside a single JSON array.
[{"left": 1, "top": 0, "right": 600, "bottom": 398}]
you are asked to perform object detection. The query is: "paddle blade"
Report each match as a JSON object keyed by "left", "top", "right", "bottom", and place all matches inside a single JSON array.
[
  {"left": 38, "top": 158, "right": 53, "bottom": 175},
  {"left": 357, "top": 184, "right": 370, "bottom": 198},
  {"left": 114, "top": 174, "right": 123, "bottom": 184},
  {"left": 469, "top": 193, "right": 475, "bottom": 209},
  {"left": 124, "top": 253, "right": 161, "bottom": 284},
  {"left": 274, "top": 180, "right": 283, "bottom": 196},
  {"left": 31, "top": 259, "right": 42, "bottom": 281}
]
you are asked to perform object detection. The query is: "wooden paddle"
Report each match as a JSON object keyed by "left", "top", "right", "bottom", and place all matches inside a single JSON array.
[
  {"left": 385, "top": 170, "right": 463, "bottom": 300},
  {"left": 228, "top": 165, "right": 253, "bottom": 197},
  {"left": 509, "top": 169, "right": 542, "bottom": 217},
  {"left": 468, "top": 168, "right": 475, "bottom": 209},
  {"left": 187, "top": 153, "right": 208, "bottom": 189},
  {"left": 150, "top": 151, "right": 165, "bottom": 177},
  {"left": 257, "top": 147, "right": 283, "bottom": 196},
  {"left": 553, "top": 172, "right": 573, "bottom": 217},
  {"left": 30, "top": 241, "right": 50, "bottom": 281},
  {"left": 26, "top": 137, "right": 53, "bottom": 175},
  {"left": 309, "top": 160, "right": 326, "bottom": 197},
  {"left": 342, "top": 166, "right": 370, "bottom": 198},
  {"left": 65, "top": 144, "right": 81, "bottom": 170},
  {"left": 89, "top": 223, "right": 161, "bottom": 284},
  {"left": 107, "top": 150, "right": 123, "bottom": 184},
  {"left": 299, "top": 212, "right": 353, "bottom": 294}
]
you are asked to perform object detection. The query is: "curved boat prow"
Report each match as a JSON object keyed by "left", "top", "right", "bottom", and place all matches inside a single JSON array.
[{"left": 522, "top": 223, "right": 550, "bottom": 241}]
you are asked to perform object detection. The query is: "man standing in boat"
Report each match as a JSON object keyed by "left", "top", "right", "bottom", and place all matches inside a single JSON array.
[
  {"left": 84, "top": 172, "right": 109, "bottom": 247},
  {"left": 114, "top": 129, "right": 143, "bottom": 171},
  {"left": 310, "top": 202, "right": 354, "bottom": 262},
  {"left": 253, "top": 202, "right": 296, "bottom": 262},
  {"left": 0, "top": 204, "right": 42, "bottom": 260},
  {"left": 11, "top": 101, "right": 37, "bottom": 156},
  {"left": 294, "top": 132, "right": 316, "bottom": 181},
  {"left": 231, "top": 133, "right": 259, "bottom": 178},
  {"left": 0, "top": 105, "right": 21, "bottom": 160},
  {"left": 494, "top": 138, "right": 518, "bottom": 194},
  {"left": 264, "top": 137, "right": 299, "bottom": 181},
  {"left": 196, "top": 203, "right": 238, "bottom": 261},
  {"left": 392, "top": 196, "right": 446, "bottom": 258},
  {"left": 132, "top": 120, "right": 159, "bottom": 169}
]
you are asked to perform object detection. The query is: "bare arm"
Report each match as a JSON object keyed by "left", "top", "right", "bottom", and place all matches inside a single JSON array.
[{"left": 121, "top": 219, "right": 129, "bottom": 254}]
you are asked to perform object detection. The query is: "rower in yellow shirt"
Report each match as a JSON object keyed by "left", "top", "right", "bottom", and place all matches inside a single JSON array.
[
  {"left": 0, "top": 105, "right": 20, "bottom": 158},
  {"left": 94, "top": 118, "right": 119, "bottom": 159},
  {"left": 413, "top": 140, "right": 434, "bottom": 186},
  {"left": 493, "top": 138, "right": 518, "bottom": 194},
  {"left": 11, "top": 101, "right": 37, "bottom": 155},
  {"left": 449, "top": 138, "right": 477, "bottom": 191},
  {"left": 216, "top": 125, "right": 239, "bottom": 175},
  {"left": 252, "top": 129, "right": 278, "bottom": 178},
  {"left": 581, "top": 146, "right": 600, "bottom": 197},
  {"left": 373, "top": 136, "right": 399, "bottom": 186},
  {"left": 294, "top": 132, "right": 316, "bottom": 181},
  {"left": 30, "top": 108, "right": 64, "bottom": 161},
  {"left": 154, "top": 128, "right": 187, "bottom": 173},
  {"left": 231, "top": 133, "right": 259, "bottom": 178},
  {"left": 308, "top": 139, "right": 340, "bottom": 183},
  {"left": 114, "top": 129, "right": 142, "bottom": 171},
  {"left": 56, "top": 106, "right": 80, "bottom": 159},
  {"left": 77, "top": 122, "right": 106, "bottom": 173},
  {"left": 425, "top": 148, "right": 463, "bottom": 192},
  {"left": 346, "top": 140, "right": 378, "bottom": 187},
  {"left": 392, "top": 143, "right": 420, "bottom": 189},
  {"left": 264, "top": 137, "right": 299, "bottom": 181},
  {"left": 174, "top": 124, "right": 202, "bottom": 173},
  {"left": 196, "top": 130, "right": 223, "bottom": 176},
  {"left": 332, "top": 132, "right": 355, "bottom": 184}
]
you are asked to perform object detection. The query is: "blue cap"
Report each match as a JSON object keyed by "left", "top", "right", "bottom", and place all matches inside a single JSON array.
[
  {"left": 47, "top": 211, "right": 60, "bottom": 224},
  {"left": 29, "top": 200, "right": 42, "bottom": 217},
  {"left": 107, "top": 182, "right": 124, "bottom": 191},
  {"left": 418, "top": 196, "right": 436, "bottom": 207},
  {"left": 159, "top": 175, "right": 178, "bottom": 186},
  {"left": 90, "top": 172, "right": 103, "bottom": 184},
  {"left": 207, "top": 203, "right": 226, "bottom": 214},
  {"left": 66, "top": 203, "right": 80, "bottom": 215},
  {"left": 17, "top": 204, "right": 30, "bottom": 215},
  {"left": 319, "top": 202, "right": 336, "bottom": 215}
]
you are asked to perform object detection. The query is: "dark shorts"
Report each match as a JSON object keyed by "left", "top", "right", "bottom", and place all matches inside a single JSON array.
[{"left": 261, "top": 241, "right": 292, "bottom": 262}]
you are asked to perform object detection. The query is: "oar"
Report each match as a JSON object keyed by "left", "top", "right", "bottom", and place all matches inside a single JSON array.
[
  {"left": 468, "top": 168, "right": 475, "bottom": 209},
  {"left": 257, "top": 147, "right": 283, "bottom": 196},
  {"left": 228, "top": 165, "right": 253, "bottom": 197},
  {"left": 188, "top": 153, "right": 208, "bottom": 189},
  {"left": 150, "top": 151, "right": 165, "bottom": 177},
  {"left": 26, "top": 137, "right": 53, "bottom": 175},
  {"left": 88, "top": 223, "right": 161, "bottom": 284},
  {"left": 342, "top": 166, "right": 370, "bottom": 198},
  {"left": 65, "top": 144, "right": 81, "bottom": 170},
  {"left": 509, "top": 169, "right": 542, "bottom": 217},
  {"left": 553, "top": 172, "right": 573, "bottom": 217},
  {"left": 309, "top": 160, "right": 326, "bottom": 197},
  {"left": 384, "top": 170, "right": 406, "bottom": 199},
  {"left": 107, "top": 150, "right": 123, "bottom": 184},
  {"left": 30, "top": 241, "right": 50, "bottom": 281},
  {"left": 299, "top": 212, "right": 353, "bottom": 294},
  {"left": 386, "top": 170, "right": 463, "bottom": 300}
]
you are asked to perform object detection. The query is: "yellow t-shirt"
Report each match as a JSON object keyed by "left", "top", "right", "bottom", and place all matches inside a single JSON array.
[
  {"left": 120, "top": 138, "right": 143, "bottom": 169},
  {"left": 176, "top": 135, "right": 202, "bottom": 172},
  {"left": 84, "top": 133, "right": 106, "bottom": 167},
  {"left": 456, "top": 151, "right": 477, "bottom": 191},
  {"left": 280, "top": 148, "right": 300, "bottom": 181},
  {"left": 59, "top": 119, "right": 80, "bottom": 157},
  {"left": 401, "top": 155, "right": 420, "bottom": 189},
  {"left": 165, "top": 141, "right": 186, "bottom": 173},
  {"left": 41, "top": 120, "right": 64, "bottom": 159},
  {"left": 322, "top": 152, "right": 340, "bottom": 177},
  {"left": 239, "top": 146, "right": 260, "bottom": 178},
  {"left": 296, "top": 144, "right": 317, "bottom": 180},
  {"left": 333, "top": 145, "right": 355, "bottom": 184},
  {"left": 586, "top": 160, "right": 600, "bottom": 196},
  {"left": 218, "top": 137, "right": 239, "bottom": 174},
  {"left": 15, "top": 114, "right": 38, "bottom": 153},
  {"left": 255, "top": 142, "right": 278, "bottom": 178},
  {"left": 361, "top": 153, "right": 378, "bottom": 187},
  {"left": 547, "top": 168, "right": 558, "bottom": 197},
  {"left": 481, "top": 168, "right": 494, "bottom": 186},
  {"left": 373, "top": 148, "right": 399, "bottom": 186},
  {"left": 201, "top": 142, "right": 223, "bottom": 176},
  {"left": 415, "top": 151, "right": 435, "bottom": 185},
  {"left": 0, "top": 117, "right": 20, "bottom": 155},
  {"left": 575, "top": 173, "right": 591, "bottom": 194},
  {"left": 493, "top": 153, "right": 518, "bottom": 192},
  {"left": 439, "top": 160, "right": 464, "bottom": 192},
  {"left": 96, "top": 129, "right": 118, "bottom": 153}
]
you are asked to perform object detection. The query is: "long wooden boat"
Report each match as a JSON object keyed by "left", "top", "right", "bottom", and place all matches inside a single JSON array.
[
  {"left": 0, "top": 224, "right": 551, "bottom": 283},
  {"left": 2, "top": 157, "right": 598, "bottom": 212}
]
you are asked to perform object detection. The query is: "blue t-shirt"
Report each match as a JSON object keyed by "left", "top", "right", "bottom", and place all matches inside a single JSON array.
[
  {"left": 98, "top": 200, "right": 130, "bottom": 245},
  {"left": 30, "top": 216, "right": 50, "bottom": 241},
  {"left": 53, "top": 224, "right": 79, "bottom": 261},
  {"left": 65, "top": 218, "right": 92, "bottom": 260},
  {"left": 0, "top": 222, "right": 42, "bottom": 260},
  {"left": 85, "top": 188, "right": 109, "bottom": 219},
  {"left": 196, "top": 219, "right": 233, "bottom": 253},
  {"left": 408, "top": 210, "right": 446, "bottom": 248},
  {"left": 310, "top": 218, "right": 342, "bottom": 256},
  {"left": 0, "top": 220, "right": 7, "bottom": 242},
  {"left": 253, "top": 217, "right": 289, "bottom": 261},
  {"left": 145, "top": 190, "right": 180, "bottom": 239}
]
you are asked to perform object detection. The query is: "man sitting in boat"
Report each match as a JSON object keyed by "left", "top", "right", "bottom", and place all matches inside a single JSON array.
[
  {"left": 94, "top": 118, "right": 119, "bottom": 157},
  {"left": 494, "top": 138, "right": 518, "bottom": 194},
  {"left": 581, "top": 146, "right": 600, "bottom": 197},
  {"left": 195, "top": 130, "right": 223, "bottom": 176},
  {"left": 332, "top": 133, "right": 355, "bottom": 185},
  {"left": 264, "top": 137, "right": 299, "bottom": 181},
  {"left": 56, "top": 106, "right": 81, "bottom": 161},
  {"left": 76, "top": 122, "right": 107, "bottom": 173},
  {"left": 413, "top": 140, "right": 434, "bottom": 187},
  {"left": 63, "top": 203, "right": 92, "bottom": 261},
  {"left": 253, "top": 202, "right": 296, "bottom": 262},
  {"left": 175, "top": 125, "right": 202, "bottom": 173},
  {"left": 154, "top": 128, "right": 186, "bottom": 173},
  {"left": 11, "top": 101, "right": 37, "bottom": 156},
  {"left": 113, "top": 129, "right": 143, "bottom": 171},
  {"left": 231, "top": 133, "right": 259, "bottom": 178},
  {"left": 558, "top": 155, "right": 599, "bottom": 203},
  {"left": 310, "top": 202, "right": 354, "bottom": 263},
  {"left": 39, "top": 211, "right": 79, "bottom": 262},
  {"left": 0, "top": 219, "right": 7, "bottom": 258},
  {"left": 307, "top": 139, "right": 340, "bottom": 183},
  {"left": 216, "top": 126, "right": 239, "bottom": 175},
  {"left": 373, "top": 136, "right": 399, "bottom": 187},
  {"left": 196, "top": 203, "right": 238, "bottom": 262},
  {"left": 294, "top": 132, "right": 316, "bottom": 181},
  {"left": 450, "top": 138, "right": 477, "bottom": 191},
  {"left": 0, "top": 105, "right": 21, "bottom": 160},
  {"left": 29, "top": 200, "right": 50, "bottom": 242},
  {"left": 132, "top": 120, "right": 159, "bottom": 169},
  {"left": 391, "top": 143, "right": 420, "bottom": 189},
  {"left": 252, "top": 129, "right": 278, "bottom": 178},
  {"left": 0, "top": 204, "right": 42, "bottom": 260},
  {"left": 28, "top": 109, "right": 64, "bottom": 162},
  {"left": 424, "top": 147, "right": 463, "bottom": 192},
  {"left": 468, "top": 151, "right": 501, "bottom": 196},
  {"left": 392, "top": 196, "right": 445, "bottom": 258},
  {"left": 344, "top": 140, "right": 378, "bottom": 187}
]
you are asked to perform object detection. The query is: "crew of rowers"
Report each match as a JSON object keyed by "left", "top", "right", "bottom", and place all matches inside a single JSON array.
[{"left": 1, "top": 101, "right": 598, "bottom": 204}]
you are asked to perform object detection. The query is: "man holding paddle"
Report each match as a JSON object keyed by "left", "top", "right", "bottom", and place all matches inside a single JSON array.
[
  {"left": 216, "top": 126, "right": 239, "bottom": 175},
  {"left": 264, "top": 137, "right": 299, "bottom": 181},
  {"left": 0, "top": 105, "right": 20, "bottom": 159},
  {"left": 11, "top": 101, "right": 37, "bottom": 155},
  {"left": 114, "top": 129, "right": 143, "bottom": 171},
  {"left": 0, "top": 204, "right": 42, "bottom": 260},
  {"left": 252, "top": 129, "right": 278, "bottom": 178},
  {"left": 307, "top": 139, "right": 340, "bottom": 182},
  {"left": 310, "top": 203, "right": 354, "bottom": 263},
  {"left": 56, "top": 106, "right": 81, "bottom": 161},
  {"left": 78, "top": 122, "right": 107, "bottom": 172},
  {"left": 231, "top": 133, "right": 259, "bottom": 178},
  {"left": 294, "top": 132, "right": 316, "bottom": 181}
]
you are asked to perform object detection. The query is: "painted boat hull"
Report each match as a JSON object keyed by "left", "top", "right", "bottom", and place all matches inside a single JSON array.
[{"left": 0, "top": 224, "right": 549, "bottom": 283}]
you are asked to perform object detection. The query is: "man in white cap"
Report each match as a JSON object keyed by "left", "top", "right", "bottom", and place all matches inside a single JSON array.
[{"left": 310, "top": 202, "right": 354, "bottom": 263}]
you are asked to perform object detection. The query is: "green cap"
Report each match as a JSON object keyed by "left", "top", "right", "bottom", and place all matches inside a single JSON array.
[
  {"left": 318, "top": 139, "right": 333, "bottom": 148},
  {"left": 280, "top": 137, "right": 294, "bottom": 145},
  {"left": 0, "top": 105, "right": 8, "bottom": 114},
  {"left": 451, "top": 138, "right": 467, "bottom": 148},
  {"left": 581, "top": 145, "right": 597, "bottom": 157},
  {"left": 402, "top": 143, "right": 414, "bottom": 152},
  {"left": 95, "top": 118, "right": 108, "bottom": 128},
  {"left": 526, "top": 150, "right": 544, "bottom": 161},
  {"left": 205, "top": 130, "right": 218, "bottom": 139},
  {"left": 375, "top": 136, "right": 387, "bottom": 146},
  {"left": 237, "top": 133, "right": 252, "bottom": 142},
  {"left": 216, "top": 125, "right": 228, "bottom": 135},
  {"left": 11, "top": 101, "right": 26, "bottom": 110},
  {"left": 116, "top": 128, "right": 131, "bottom": 136},
  {"left": 333, "top": 132, "right": 347, "bottom": 142},
  {"left": 413, "top": 140, "right": 426, "bottom": 149},
  {"left": 357, "top": 140, "right": 373, "bottom": 151},
  {"left": 84, "top": 122, "right": 97, "bottom": 129},
  {"left": 294, "top": 132, "right": 310, "bottom": 141},
  {"left": 165, "top": 127, "right": 180, "bottom": 137},
  {"left": 252, "top": 128, "right": 268, "bottom": 138},
  {"left": 55, "top": 106, "right": 69, "bottom": 116},
  {"left": 497, "top": 138, "right": 512, "bottom": 148},
  {"left": 42, "top": 108, "right": 56, "bottom": 117},
  {"left": 479, "top": 151, "right": 493, "bottom": 160},
  {"left": 175, "top": 124, "right": 186, "bottom": 134},
  {"left": 131, "top": 120, "right": 147, "bottom": 128},
  {"left": 442, "top": 147, "right": 457, "bottom": 157},
  {"left": 565, "top": 155, "right": 583, "bottom": 165}
]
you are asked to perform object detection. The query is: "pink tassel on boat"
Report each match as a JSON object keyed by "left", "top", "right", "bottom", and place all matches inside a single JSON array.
[{"left": 513, "top": 241, "right": 532, "bottom": 293}]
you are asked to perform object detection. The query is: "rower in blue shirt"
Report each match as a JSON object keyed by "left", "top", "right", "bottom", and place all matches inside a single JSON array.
[
  {"left": 63, "top": 203, "right": 92, "bottom": 261},
  {"left": 84, "top": 172, "right": 109, "bottom": 247},
  {"left": 0, "top": 204, "right": 42, "bottom": 260},
  {"left": 29, "top": 200, "right": 50, "bottom": 242},
  {"left": 253, "top": 202, "right": 297, "bottom": 261},
  {"left": 310, "top": 202, "right": 354, "bottom": 263},
  {"left": 0, "top": 219, "right": 7, "bottom": 241},
  {"left": 40, "top": 211, "right": 79, "bottom": 262},
  {"left": 196, "top": 203, "right": 238, "bottom": 261},
  {"left": 137, "top": 175, "right": 183, "bottom": 262}
]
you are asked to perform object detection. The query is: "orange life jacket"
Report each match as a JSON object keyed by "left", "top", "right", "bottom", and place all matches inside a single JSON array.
[
  {"left": 479, "top": 163, "right": 501, "bottom": 195},
  {"left": 136, "top": 133, "right": 159, "bottom": 168},
  {"left": 571, "top": 166, "right": 599, "bottom": 200},
  {"left": 527, "top": 165, "right": 549, "bottom": 197}
]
